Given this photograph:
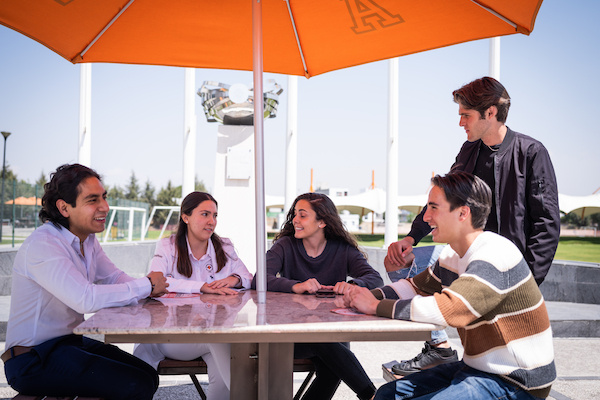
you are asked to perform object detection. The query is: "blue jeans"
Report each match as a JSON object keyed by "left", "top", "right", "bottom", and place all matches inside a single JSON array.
[
  {"left": 387, "top": 245, "right": 448, "bottom": 344},
  {"left": 374, "top": 361, "right": 543, "bottom": 400}
]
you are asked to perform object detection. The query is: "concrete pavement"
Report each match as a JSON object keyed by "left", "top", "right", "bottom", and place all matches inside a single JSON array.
[{"left": 0, "top": 338, "right": 598, "bottom": 399}]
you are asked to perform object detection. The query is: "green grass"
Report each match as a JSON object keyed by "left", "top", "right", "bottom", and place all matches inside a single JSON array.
[
  {"left": 355, "top": 234, "right": 600, "bottom": 264},
  {"left": 554, "top": 237, "right": 600, "bottom": 263},
  {"left": 145, "top": 229, "right": 174, "bottom": 240},
  {"left": 355, "top": 234, "right": 443, "bottom": 249}
]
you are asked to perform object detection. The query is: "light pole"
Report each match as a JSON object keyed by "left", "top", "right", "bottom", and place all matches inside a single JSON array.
[{"left": 0, "top": 131, "right": 11, "bottom": 243}]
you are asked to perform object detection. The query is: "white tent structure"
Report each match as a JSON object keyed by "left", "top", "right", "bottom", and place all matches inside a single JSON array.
[
  {"left": 265, "top": 194, "right": 285, "bottom": 210},
  {"left": 558, "top": 193, "right": 600, "bottom": 219},
  {"left": 330, "top": 188, "right": 387, "bottom": 215}
]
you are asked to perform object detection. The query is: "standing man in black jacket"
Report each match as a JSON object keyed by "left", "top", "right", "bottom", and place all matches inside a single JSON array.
[{"left": 386, "top": 76, "right": 560, "bottom": 376}]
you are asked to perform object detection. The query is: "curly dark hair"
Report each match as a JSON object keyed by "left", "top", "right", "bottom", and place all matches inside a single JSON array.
[
  {"left": 275, "top": 192, "right": 361, "bottom": 252},
  {"left": 39, "top": 164, "right": 101, "bottom": 230},
  {"left": 174, "top": 192, "right": 228, "bottom": 278}
]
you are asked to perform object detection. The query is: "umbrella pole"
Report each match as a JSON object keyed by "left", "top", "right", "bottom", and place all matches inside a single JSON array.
[{"left": 253, "top": 0, "right": 267, "bottom": 304}]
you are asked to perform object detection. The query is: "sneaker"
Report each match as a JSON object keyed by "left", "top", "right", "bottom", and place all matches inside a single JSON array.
[{"left": 391, "top": 342, "right": 459, "bottom": 376}]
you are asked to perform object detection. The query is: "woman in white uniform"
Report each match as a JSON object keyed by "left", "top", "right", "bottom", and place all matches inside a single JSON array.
[{"left": 134, "top": 192, "right": 252, "bottom": 400}]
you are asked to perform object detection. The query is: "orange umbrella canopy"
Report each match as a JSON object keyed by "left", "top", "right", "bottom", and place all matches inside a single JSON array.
[
  {"left": 4, "top": 196, "right": 41, "bottom": 206},
  {"left": 0, "top": 0, "right": 543, "bottom": 78}
]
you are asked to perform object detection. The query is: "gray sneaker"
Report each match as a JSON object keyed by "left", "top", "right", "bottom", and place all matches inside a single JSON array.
[{"left": 391, "top": 342, "right": 459, "bottom": 376}]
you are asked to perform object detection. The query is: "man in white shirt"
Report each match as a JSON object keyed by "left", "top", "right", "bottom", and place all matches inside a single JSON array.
[{"left": 2, "top": 163, "right": 168, "bottom": 399}]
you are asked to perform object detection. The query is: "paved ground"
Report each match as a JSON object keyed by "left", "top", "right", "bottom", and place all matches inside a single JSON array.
[
  {"left": 0, "top": 338, "right": 598, "bottom": 399},
  {"left": 0, "top": 265, "right": 598, "bottom": 399}
]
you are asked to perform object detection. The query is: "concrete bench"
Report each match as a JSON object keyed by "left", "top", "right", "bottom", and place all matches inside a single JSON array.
[{"left": 157, "top": 357, "right": 316, "bottom": 400}]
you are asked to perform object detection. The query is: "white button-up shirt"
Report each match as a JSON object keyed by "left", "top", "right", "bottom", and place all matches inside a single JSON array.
[
  {"left": 149, "top": 236, "right": 252, "bottom": 293},
  {"left": 5, "top": 223, "right": 152, "bottom": 349}
]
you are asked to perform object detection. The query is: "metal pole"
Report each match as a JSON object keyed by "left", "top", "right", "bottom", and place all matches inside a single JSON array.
[
  {"left": 489, "top": 37, "right": 500, "bottom": 80},
  {"left": 35, "top": 184, "right": 39, "bottom": 229},
  {"left": 253, "top": 0, "right": 267, "bottom": 305},
  {"left": 182, "top": 68, "right": 196, "bottom": 198},
  {"left": 284, "top": 75, "right": 298, "bottom": 214},
  {"left": 0, "top": 131, "right": 12, "bottom": 243},
  {"left": 384, "top": 59, "right": 399, "bottom": 247},
  {"left": 78, "top": 64, "right": 92, "bottom": 166},
  {"left": 12, "top": 180, "right": 15, "bottom": 247}
]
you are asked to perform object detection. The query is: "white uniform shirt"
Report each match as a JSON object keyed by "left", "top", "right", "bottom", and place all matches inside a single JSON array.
[
  {"left": 149, "top": 236, "right": 252, "bottom": 293},
  {"left": 5, "top": 223, "right": 152, "bottom": 349}
]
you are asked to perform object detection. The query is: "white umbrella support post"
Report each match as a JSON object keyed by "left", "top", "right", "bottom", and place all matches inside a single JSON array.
[
  {"left": 182, "top": 68, "right": 197, "bottom": 198},
  {"left": 78, "top": 63, "right": 92, "bottom": 167},
  {"left": 385, "top": 58, "right": 399, "bottom": 247},
  {"left": 253, "top": 0, "right": 267, "bottom": 304}
]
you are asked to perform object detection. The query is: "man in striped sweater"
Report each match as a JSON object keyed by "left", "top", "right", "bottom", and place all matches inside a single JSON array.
[{"left": 345, "top": 171, "right": 556, "bottom": 399}]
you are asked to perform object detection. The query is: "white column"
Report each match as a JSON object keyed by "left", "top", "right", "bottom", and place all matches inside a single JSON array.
[
  {"left": 213, "top": 125, "right": 257, "bottom": 274},
  {"left": 384, "top": 58, "right": 399, "bottom": 248},
  {"left": 284, "top": 75, "right": 298, "bottom": 215},
  {"left": 182, "top": 68, "right": 197, "bottom": 198},
  {"left": 489, "top": 37, "right": 501, "bottom": 80},
  {"left": 78, "top": 63, "right": 92, "bottom": 167}
]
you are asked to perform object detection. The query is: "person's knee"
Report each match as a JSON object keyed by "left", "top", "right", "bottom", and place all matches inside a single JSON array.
[{"left": 373, "top": 381, "right": 396, "bottom": 400}]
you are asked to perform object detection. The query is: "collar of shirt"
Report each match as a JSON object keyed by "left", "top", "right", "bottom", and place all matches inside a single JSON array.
[
  {"left": 185, "top": 235, "right": 216, "bottom": 278},
  {"left": 55, "top": 223, "right": 95, "bottom": 258}
]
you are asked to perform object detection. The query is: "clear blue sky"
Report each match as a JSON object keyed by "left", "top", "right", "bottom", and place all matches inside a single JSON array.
[{"left": 0, "top": 0, "right": 598, "bottom": 198}]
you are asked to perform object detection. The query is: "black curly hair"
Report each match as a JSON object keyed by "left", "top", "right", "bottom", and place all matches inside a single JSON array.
[{"left": 39, "top": 164, "right": 101, "bottom": 230}]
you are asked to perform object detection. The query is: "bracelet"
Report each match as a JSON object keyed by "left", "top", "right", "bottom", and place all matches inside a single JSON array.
[{"left": 147, "top": 276, "right": 155, "bottom": 294}]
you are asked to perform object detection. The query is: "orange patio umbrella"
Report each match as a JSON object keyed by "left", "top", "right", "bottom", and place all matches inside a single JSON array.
[
  {"left": 0, "top": 0, "right": 544, "bottom": 297},
  {"left": 0, "top": 0, "right": 542, "bottom": 78},
  {"left": 4, "top": 196, "right": 41, "bottom": 206}
]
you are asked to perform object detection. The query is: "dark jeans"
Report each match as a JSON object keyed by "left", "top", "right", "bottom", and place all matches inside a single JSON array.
[
  {"left": 295, "top": 342, "right": 375, "bottom": 400},
  {"left": 4, "top": 334, "right": 158, "bottom": 400}
]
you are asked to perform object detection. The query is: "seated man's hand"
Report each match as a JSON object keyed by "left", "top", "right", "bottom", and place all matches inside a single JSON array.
[
  {"left": 385, "top": 237, "right": 415, "bottom": 271},
  {"left": 344, "top": 286, "right": 379, "bottom": 315},
  {"left": 332, "top": 281, "right": 355, "bottom": 295},
  {"left": 147, "top": 271, "right": 169, "bottom": 297}
]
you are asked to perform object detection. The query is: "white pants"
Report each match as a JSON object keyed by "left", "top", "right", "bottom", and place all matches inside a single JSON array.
[{"left": 134, "top": 342, "right": 231, "bottom": 400}]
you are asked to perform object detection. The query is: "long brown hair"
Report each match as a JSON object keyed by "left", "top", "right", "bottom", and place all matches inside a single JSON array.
[
  {"left": 175, "top": 192, "right": 227, "bottom": 278},
  {"left": 276, "top": 192, "right": 361, "bottom": 252}
]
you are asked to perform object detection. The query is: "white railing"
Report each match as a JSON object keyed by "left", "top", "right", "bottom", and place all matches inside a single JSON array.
[
  {"left": 142, "top": 206, "right": 180, "bottom": 240},
  {"left": 102, "top": 206, "right": 147, "bottom": 243}
]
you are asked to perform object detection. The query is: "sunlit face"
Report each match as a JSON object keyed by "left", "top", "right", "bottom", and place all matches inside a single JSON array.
[
  {"left": 292, "top": 199, "right": 325, "bottom": 241},
  {"left": 60, "top": 177, "right": 109, "bottom": 242},
  {"left": 458, "top": 104, "right": 492, "bottom": 142},
  {"left": 183, "top": 200, "right": 217, "bottom": 244},
  {"left": 423, "top": 186, "right": 462, "bottom": 246}
]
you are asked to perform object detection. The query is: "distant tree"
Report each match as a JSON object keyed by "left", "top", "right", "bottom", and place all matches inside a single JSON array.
[
  {"left": 1, "top": 164, "right": 16, "bottom": 182},
  {"left": 125, "top": 171, "right": 140, "bottom": 201},
  {"left": 157, "top": 181, "right": 180, "bottom": 206},
  {"left": 35, "top": 171, "right": 47, "bottom": 194},
  {"left": 0, "top": 165, "right": 19, "bottom": 203},
  {"left": 142, "top": 180, "right": 156, "bottom": 209},
  {"left": 107, "top": 184, "right": 125, "bottom": 200},
  {"left": 195, "top": 177, "right": 207, "bottom": 193},
  {"left": 154, "top": 180, "right": 180, "bottom": 228}
]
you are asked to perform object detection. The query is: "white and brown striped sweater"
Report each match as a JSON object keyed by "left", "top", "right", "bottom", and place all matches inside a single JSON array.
[{"left": 373, "top": 232, "right": 556, "bottom": 398}]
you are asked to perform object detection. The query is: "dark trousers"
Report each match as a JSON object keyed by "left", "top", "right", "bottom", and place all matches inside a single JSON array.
[
  {"left": 4, "top": 334, "right": 158, "bottom": 400},
  {"left": 295, "top": 342, "right": 376, "bottom": 400}
]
